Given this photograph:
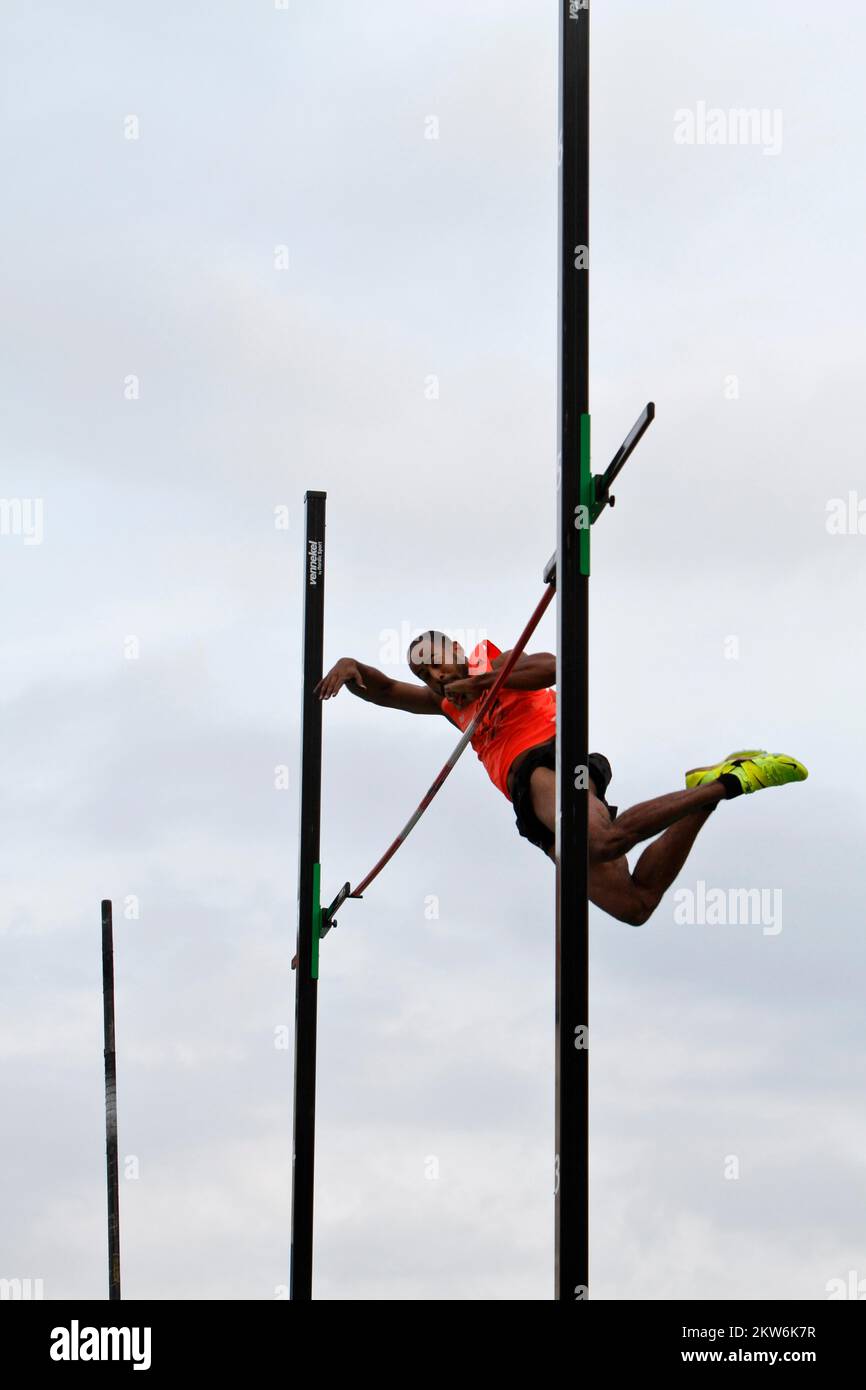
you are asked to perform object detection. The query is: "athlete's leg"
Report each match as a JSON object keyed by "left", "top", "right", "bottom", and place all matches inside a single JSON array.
[
  {"left": 527, "top": 765, "right": 725, "bottom": 862},
  {"left": 525, "top": 751, "right": 807, "bottom": 925},
  {"left": 527, "top": 767, "right": 719, "bottom": 926},
  {"left": 585, "top": 794, "right": 716, "bottom": 925},
  {"left": 588, "top": 850, "right": 655, "bottom": 927},
  {"left": 591, "top": 804, "right": 719, "bottom": 925},
  {"left": 592, "top": 782, "right": 725, "bottom": 861},
  {"left": 631, "top": 806, "right": 716, "bottom": 900}
]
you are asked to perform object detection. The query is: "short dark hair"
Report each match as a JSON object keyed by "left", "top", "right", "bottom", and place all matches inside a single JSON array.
[{"left": 407, "top": 630, "right": 453, "bottom": 673}]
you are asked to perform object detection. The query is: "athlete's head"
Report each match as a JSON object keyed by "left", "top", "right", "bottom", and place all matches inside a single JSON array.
[{"left": 407, "top": 630, "right": 468, "bottom": 698}]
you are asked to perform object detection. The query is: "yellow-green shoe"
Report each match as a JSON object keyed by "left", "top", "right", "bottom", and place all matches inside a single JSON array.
[
  {"left": 685, "top": 750, "right": 765, "bottom": 788},
  {"left": 686, "top": 751, "right": 808, "bottom": 794}
]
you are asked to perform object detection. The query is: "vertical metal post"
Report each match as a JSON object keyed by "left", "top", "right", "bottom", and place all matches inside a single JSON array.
[
  {"left": 101, "top": 898, "right": 121, "bottom": 1301},
  {"left": 290, "top": 490, "right": 327, "bottom": 1300},
  {"left": 556, "top": 0, "right": 590, "bottom": 1299}
]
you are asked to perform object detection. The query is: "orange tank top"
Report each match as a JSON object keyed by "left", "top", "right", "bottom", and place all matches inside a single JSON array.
[{"left": 440, "top": 641, "right": 556, "bottom": 801}]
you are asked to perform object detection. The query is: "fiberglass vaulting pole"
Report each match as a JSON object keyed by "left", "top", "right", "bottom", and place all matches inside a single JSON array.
[
  {"left": 291, "top": 490, "right": 326, "bottom": 1301},
  {"left": 556, "top": 0, "right": 590, "bottom": 1300},
  {"left": 101, "top": 899, "right": 121, "bottom": 1301}
]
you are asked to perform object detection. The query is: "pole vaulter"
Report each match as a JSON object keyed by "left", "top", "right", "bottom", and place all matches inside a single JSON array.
[{"left": 290, "top": 2, "right": 808, "bottom": 1302}]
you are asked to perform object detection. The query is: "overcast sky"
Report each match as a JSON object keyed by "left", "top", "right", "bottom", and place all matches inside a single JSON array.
[{"left": 2, "top": 0, "right": 865, "bottom": 1301}]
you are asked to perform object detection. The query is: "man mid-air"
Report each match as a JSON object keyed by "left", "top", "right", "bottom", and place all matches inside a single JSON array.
[{"left": 316, "top": 632, "right": 807, "bottom": 926}]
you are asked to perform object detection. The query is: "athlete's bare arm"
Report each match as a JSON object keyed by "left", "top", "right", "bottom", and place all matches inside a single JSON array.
[
  {"left": 315, "top": 658, "right": 443, "bottom": 715},
  {"left": 444, "top": 650, "right": 556, "bottom": 702},
  {"left": 492, "top": 650, "right": 555, "bottom": 689}
]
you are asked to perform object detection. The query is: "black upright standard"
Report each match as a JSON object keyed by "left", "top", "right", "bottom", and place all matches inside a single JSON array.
[
  {"left": 556, "top": 0, "right": 591, "bottom": 1300},
  {"left": 101, "top": 899, "right": 121, "bottom": 1301},
  {"left": 290, "top": 490, "right": 327, "bottom": 1301}
]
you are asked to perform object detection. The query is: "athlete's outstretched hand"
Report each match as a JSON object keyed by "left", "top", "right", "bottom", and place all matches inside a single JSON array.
[{"left": 315, "top": 658, "right": 367, "bottom": 700}]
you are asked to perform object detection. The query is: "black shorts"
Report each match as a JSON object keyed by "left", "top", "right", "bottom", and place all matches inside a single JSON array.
[{"left": 510, "top": 740, "right": 617, "bottom": 856}]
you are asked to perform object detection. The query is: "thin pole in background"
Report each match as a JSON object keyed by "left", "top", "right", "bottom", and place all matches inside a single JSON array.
[{"left": 101, "top": 898, "right": 121, "bottom": 1301}]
